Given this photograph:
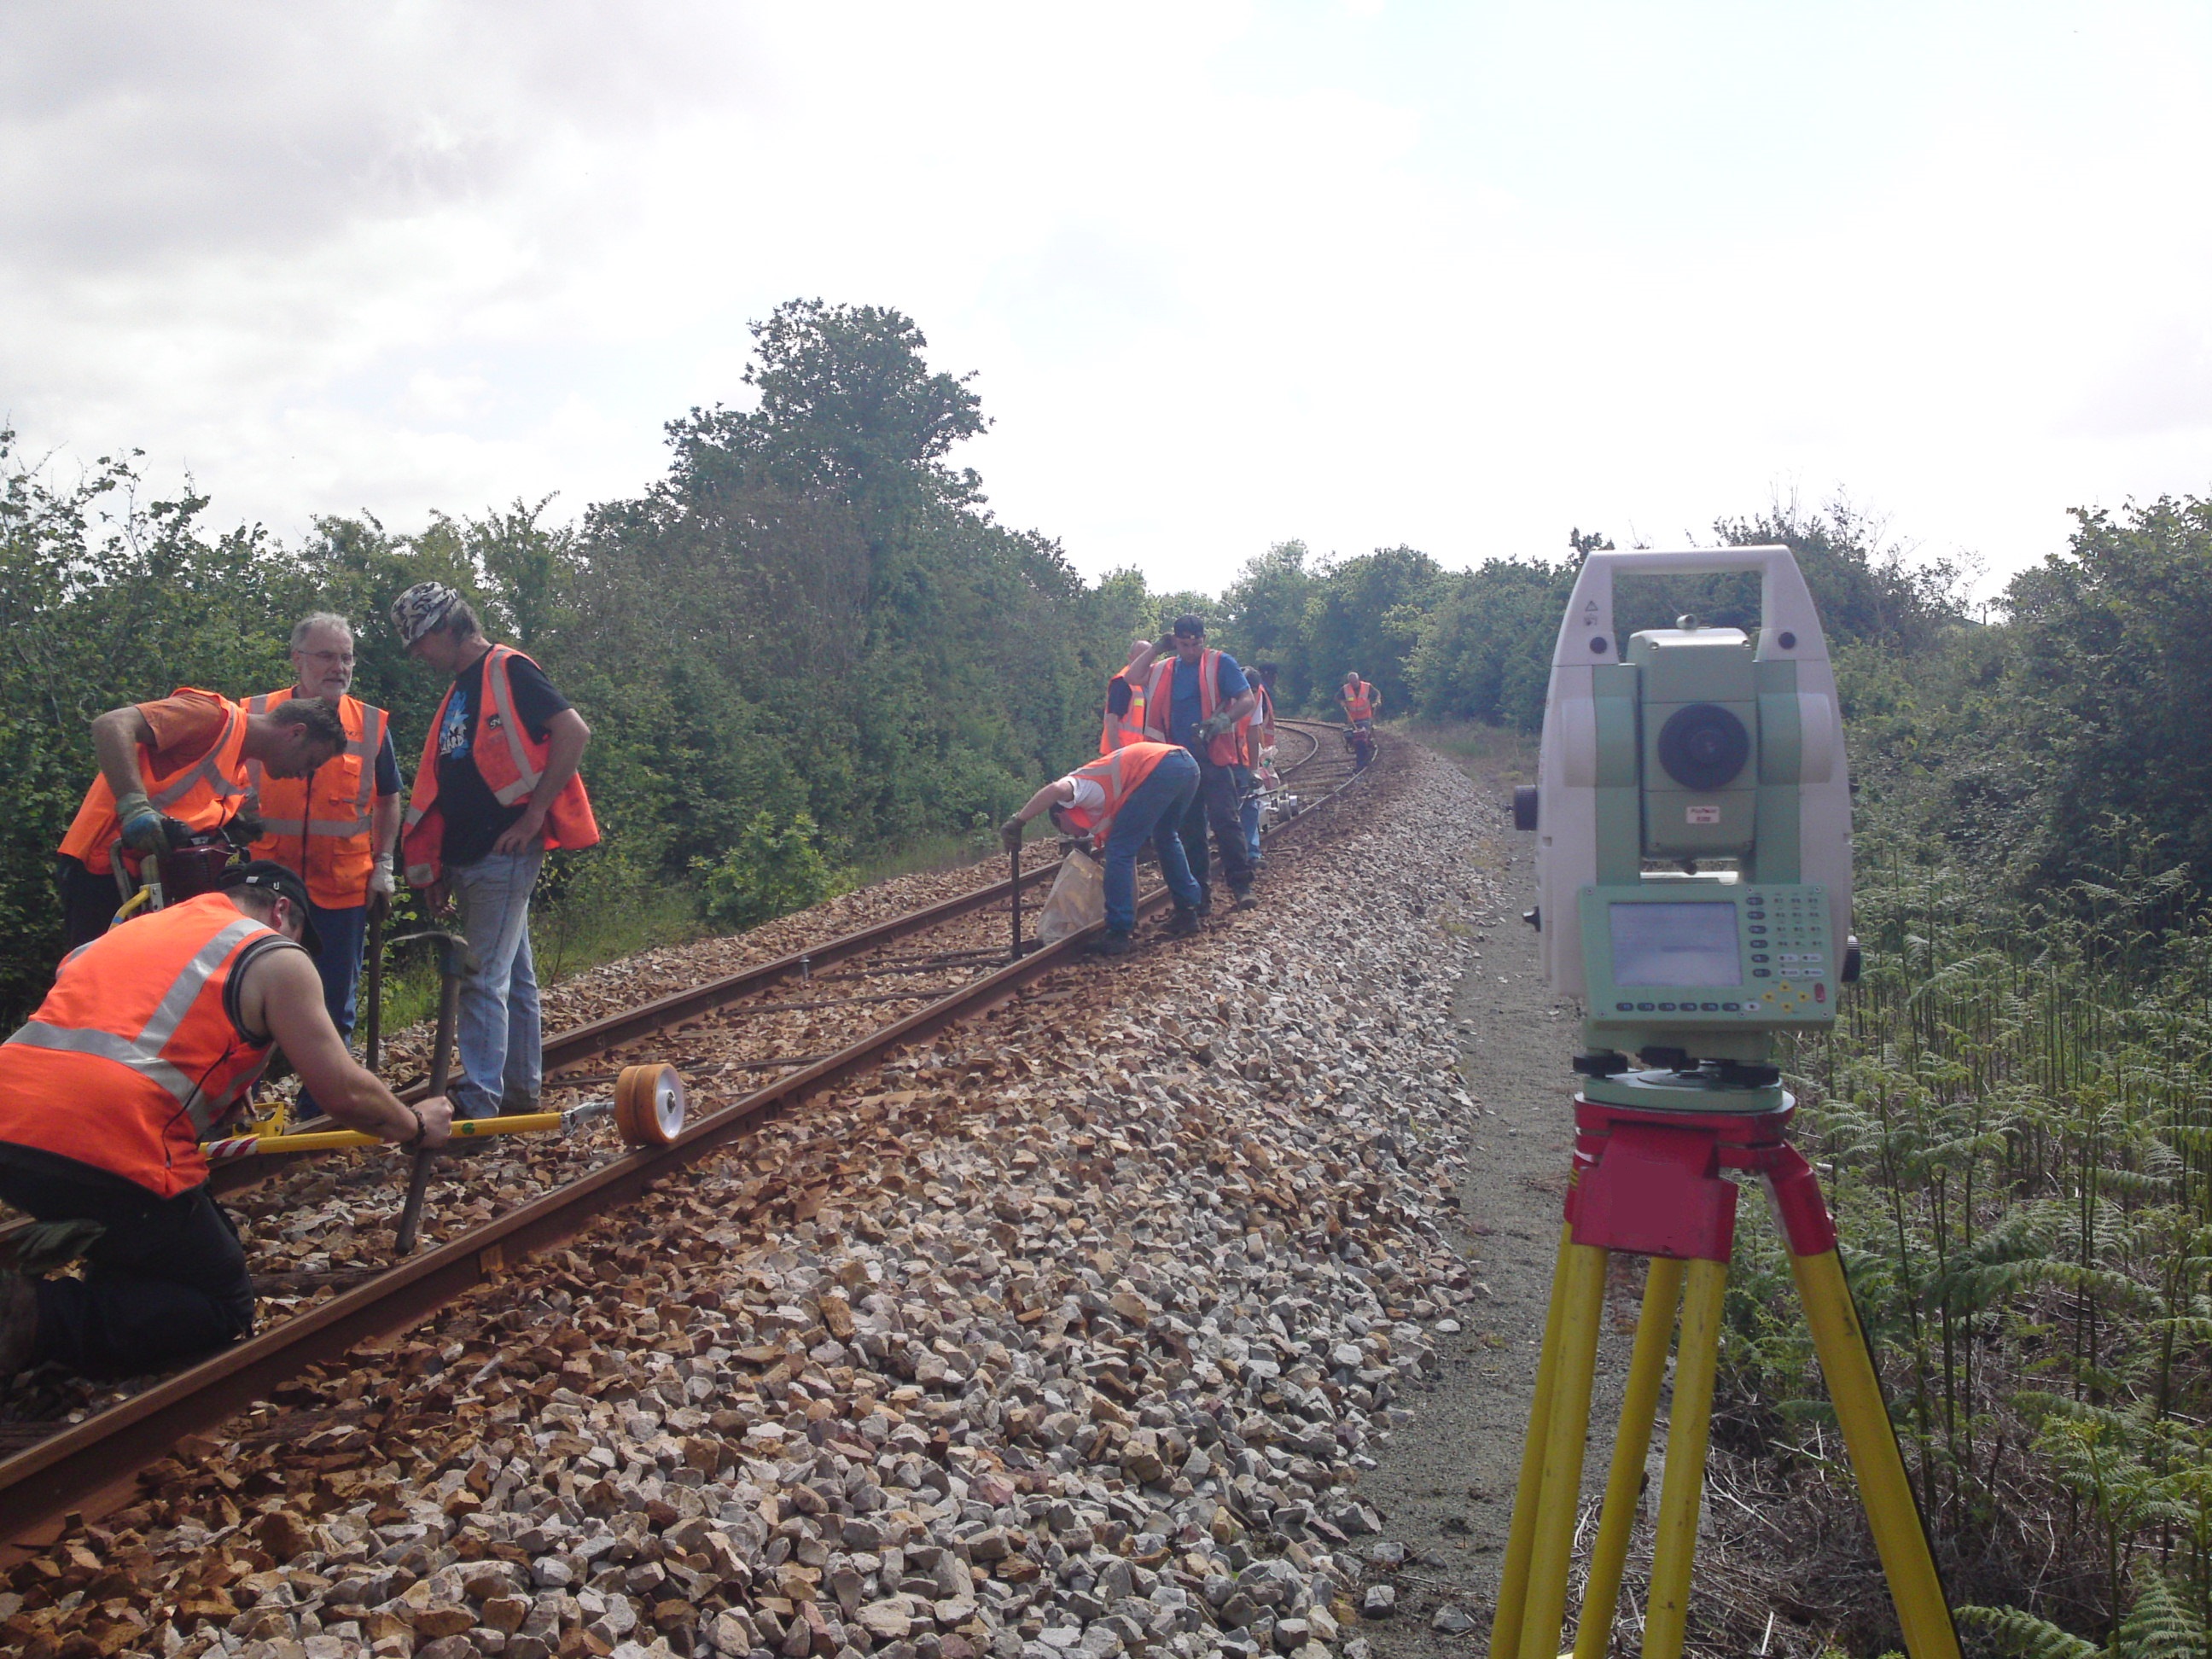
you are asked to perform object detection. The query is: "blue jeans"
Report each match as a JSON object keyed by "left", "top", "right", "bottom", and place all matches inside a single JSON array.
[
  {"left": 294, "top": 901, "right": 367, "bottom": 1118},
  {"left": 449, "top": 848, "right": 544, "bottom": 1118},
  {"left": 1241, "top": 794, "right": 1262, "bottom": 864},
  {"left": 1101, "top": 751, "right": 1203, "bottom": 934},
  {"left": 306, "top": 902, "right": 367, "bottom": 1039}
]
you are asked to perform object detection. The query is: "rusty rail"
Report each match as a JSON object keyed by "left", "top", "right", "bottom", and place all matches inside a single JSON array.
[{"left": 0, "top": 719, "right": 1369, "bottom": 1542}]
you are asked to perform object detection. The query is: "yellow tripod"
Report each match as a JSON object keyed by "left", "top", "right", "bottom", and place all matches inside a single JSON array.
[{"left": 1488, "top": 1097, "right": 1960, "bottom": 1659}]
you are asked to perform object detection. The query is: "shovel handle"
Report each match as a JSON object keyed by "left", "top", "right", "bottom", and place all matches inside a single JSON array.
[{"left": 394, "top": 933, "right": 463, "bottom": 1258}]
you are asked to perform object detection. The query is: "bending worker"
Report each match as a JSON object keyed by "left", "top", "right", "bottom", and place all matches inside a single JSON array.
[
  {"left": 1000, "top": 740, "right": 1202, "bottom": 957},
  {"left": 1144, "top": 615, "right": 1259, "bottom": 912},
  {"left": 392, "top": 583, "right": 595, "bottom": 1123},
  {"left": 243, "top": 614, "right": 404, "bottom": 1121},
  {"left": 1099, "top": 635, "right": 1165, "bottom": 753},
  {"left": 0, "top": 863, "right": 453, "bottom": 1380},
  {"left": 55, "top": 688, "right": 347, "bottom": 952}
]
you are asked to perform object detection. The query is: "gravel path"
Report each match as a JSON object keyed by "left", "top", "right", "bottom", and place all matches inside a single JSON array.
[{"left": 2, "top": 739, "right": 1509, "bottom": 1659}]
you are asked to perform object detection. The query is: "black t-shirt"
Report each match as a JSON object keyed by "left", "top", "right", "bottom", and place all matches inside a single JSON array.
[{"left": 434, "top": 649, "right": 573, "bottom": 867}]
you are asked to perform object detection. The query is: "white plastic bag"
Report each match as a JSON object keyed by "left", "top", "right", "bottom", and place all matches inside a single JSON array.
[{"left": 1035, "top": 849, "right": 1106, "bottom": 944}]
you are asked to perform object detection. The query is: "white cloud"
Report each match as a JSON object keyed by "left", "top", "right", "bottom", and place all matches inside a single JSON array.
[{"left": 2, "top": 1, "right": 2208, "bottom": 600}]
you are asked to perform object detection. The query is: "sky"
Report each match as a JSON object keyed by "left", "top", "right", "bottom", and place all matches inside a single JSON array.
[{"left": 3, "top": 2, "right": 2208, "bottom": 600}]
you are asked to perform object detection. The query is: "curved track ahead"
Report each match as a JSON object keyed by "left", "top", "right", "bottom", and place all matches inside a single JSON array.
[{"left": 0, "top": 719, "right": 1381, "bottom": 1545}]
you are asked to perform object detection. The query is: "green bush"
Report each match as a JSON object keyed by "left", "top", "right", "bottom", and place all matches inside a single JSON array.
[{"left": 696, "top": 812, "right": 850, "bottom": 931}]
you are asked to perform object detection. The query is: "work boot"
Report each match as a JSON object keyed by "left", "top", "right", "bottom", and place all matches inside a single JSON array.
[
  {"left": 1165, "top": 906, "right": 1202, "bottom": 937},
  {"left": 1231, "top": 888, "right": 1258, "bottom": 911},
  {"left": 1091, "top": 930, "right": 1135, "bottom": 958},
  {"left": 0, "top": 1276, "right": 39, "bottom": 1377}
]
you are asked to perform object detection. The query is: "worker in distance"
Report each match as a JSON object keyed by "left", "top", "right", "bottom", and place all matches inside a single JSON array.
[{"left": 0, "top": 862, "right": 453, "bottom": 1381}]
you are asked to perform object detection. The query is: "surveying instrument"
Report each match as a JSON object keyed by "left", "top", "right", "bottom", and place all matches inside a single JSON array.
[{"left": 1492, "top": 548, "right": 1958, "bottom": 1659}]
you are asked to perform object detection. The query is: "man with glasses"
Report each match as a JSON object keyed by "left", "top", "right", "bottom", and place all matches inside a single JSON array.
[{"left": 241, "top": 614, "right": 403, "bottom": 1119}]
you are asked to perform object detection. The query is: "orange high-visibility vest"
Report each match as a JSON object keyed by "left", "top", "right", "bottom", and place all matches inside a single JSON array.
[
  {"left": 1052, "top": 742, "right": 1181, "bottom": 841},
  {"left": 243, "top": 689, "right": 389, "bottom": 910},
  {"left": 1342, "top": 681, "right": 1377, "bottom": 721},
  {"left": 57, "top": 689, "right": 253, "bottom": 877},
  {"left": 403, "top": 644, "right": 598, "bottom": 885},
  {"left": 1144, "top": 650, "right": 1245, "bottom": 766},
  {"left": 1241, "top": 682, "right": 1275, "bottom": 765},
  {"left": 1099, "top": 672, "right": 1149, "bottom": 754},
  {"left": 0, "top": 892, "right": 291, "bottom": 1196}
]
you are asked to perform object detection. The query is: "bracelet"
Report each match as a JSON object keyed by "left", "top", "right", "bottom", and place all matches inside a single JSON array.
[{"left": 399, "top": 1105, "right": 426, "bottom": 1150}]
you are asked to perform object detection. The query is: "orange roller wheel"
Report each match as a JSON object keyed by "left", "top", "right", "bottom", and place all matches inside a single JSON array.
[{"left": 614, "top": 1064, "right": 687, "bottom": 1148}]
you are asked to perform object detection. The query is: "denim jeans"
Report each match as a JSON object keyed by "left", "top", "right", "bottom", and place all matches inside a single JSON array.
[
  {"left": 306, "top": 902, "right": 367, "bottom": 1039},
  {"left": 1241, "top": 794, "right": 1262, "bottom": 865},
  {"left": 1100, "top": 751, "right": 1203, "bottom": 934},
  {"left": 449, "top": 847, "right": 544, "bottom": 1118},
  {"left": 293, "top": 901, "right": 368, "bottom": 1119},
  {"left": 1172, "top": 760, "right": 1254, "bottom": 905},
  {"left": 0, "top": 1158, "right": 253, "bottom": 1376}
]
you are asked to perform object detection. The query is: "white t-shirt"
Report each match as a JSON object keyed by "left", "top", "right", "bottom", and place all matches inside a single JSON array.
[{"left": 1062, "top": 777, "right": 1107, "bottom": 812}]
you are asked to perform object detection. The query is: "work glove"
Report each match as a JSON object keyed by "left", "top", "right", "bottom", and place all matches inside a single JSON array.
[
  {"left": 116, "top": 790, "right": 181, "bottom": 855},
  {"left": 1196, "top": 713, "right": 1235, "bottom": 742},
  {"left": 998, "top": 818, "right": 1025, "bottom": 853},
  {"left": 369, "top": 856, "right": 397, "bottom": 898}
]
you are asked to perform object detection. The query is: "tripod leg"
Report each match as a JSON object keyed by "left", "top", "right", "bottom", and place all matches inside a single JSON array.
[
  {"left": 1791, "top": 1248, "right": 1961, "bottom": 1659},
  {"left": 1573, "top": 1256, "right": 1684, "bottom": 1659},
  {"left": 1642, "top": 1256, "right": 1725, "bottom": 1659},
  {"left": 1517, "top": 1239, "right": 1610, "bottom": 1659},
  {"left": 1493, "top": 1225, "right": 1575, "bottom": 1659}
]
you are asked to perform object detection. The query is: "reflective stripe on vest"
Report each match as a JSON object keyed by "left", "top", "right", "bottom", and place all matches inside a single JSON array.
[
  {"left": 0, "top": 893, "right": 283, "bottom": 1196},
  {"left": 5, "top": 916, "right": 263, "bottom": 1132},
  {"left": 1100, "top": 673, "right": 1149, "bottom": 754},
  {"left": 1145, "top": 649, "right": 1242, "bottom": 765},
  {"left": 243, "top": 690, "right": 388, "bottom": 906},
  {"left": 482, "top": 652, "right": 541, "bottom": 806},
  {"left": 1343, "top": 682, "right": 1375, "bottom": 720},
  {"left": 1054, "top": 742, "right": 1178, "bottom": 838},
  {"left": 244, "top": 691, "right": 385, "bottom": 837},
  {"left": 57, "top": 690, "right": 253, "bottom": 876},
  {"left": 401, "top": 643, "right": 598, "bottom": 886},
  {"left": 1241, "top": 683, "right": 1273, "bottom": 765}
]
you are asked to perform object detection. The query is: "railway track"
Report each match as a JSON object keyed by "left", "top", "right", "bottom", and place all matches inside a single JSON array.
[{"left": 0, "top": 720, "right": 1379, "bottom": 1545}]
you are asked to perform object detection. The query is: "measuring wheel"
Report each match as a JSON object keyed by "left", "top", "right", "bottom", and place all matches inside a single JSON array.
[{"left": 613, "top": 1064, "right": 687, "bottom": 1149}]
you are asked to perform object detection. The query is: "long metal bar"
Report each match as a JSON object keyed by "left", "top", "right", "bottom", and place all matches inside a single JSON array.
[{"left": 0, "top": 719, "right": 1371, "bottom": 1540}]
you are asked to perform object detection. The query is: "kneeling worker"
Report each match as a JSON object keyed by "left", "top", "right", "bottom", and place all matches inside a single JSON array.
[
  {"left": 0, "top": 863, "right": 453, "bottom": 1379},
  {"left": 1000, "top": 740, "right": 1203, "bottom": 957}
]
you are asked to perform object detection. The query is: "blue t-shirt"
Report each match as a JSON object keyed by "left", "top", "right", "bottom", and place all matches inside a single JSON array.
[{"left": 1167, "top": 649, "right": 1246, "bottom": 755}]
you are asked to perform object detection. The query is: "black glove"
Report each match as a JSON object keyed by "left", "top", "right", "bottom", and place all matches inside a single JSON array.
[{"left": 999, "top": 817, "right": 1025, "bottom": 853}]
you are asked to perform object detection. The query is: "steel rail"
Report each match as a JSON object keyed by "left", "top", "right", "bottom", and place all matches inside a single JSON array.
[{"left": 0, "top": 719, "right": 1371, "bottom": 1542}]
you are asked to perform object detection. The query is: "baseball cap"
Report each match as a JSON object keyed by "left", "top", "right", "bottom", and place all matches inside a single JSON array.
[
  {"left": 218, "top": 860, "right": 323, "bottom": 955},
  {"left": 390, "top": 580, "right": 463, "bottom": 648}
]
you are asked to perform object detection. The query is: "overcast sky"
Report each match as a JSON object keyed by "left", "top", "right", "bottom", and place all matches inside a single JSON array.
[{"left": 3, "top": 2, "right": 2207, "bottom": 597}]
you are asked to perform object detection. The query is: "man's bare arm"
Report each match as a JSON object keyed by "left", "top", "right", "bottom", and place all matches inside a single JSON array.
[
  {"left": 245, "top": 946, "right": 451, "bottom": 1145},
  {"left": 89, "top": 706, "right": 156, "bottom": 803},
  {"left": 371, "top": 788, "right": 403, "bottom": 863}
]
